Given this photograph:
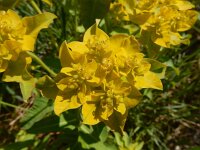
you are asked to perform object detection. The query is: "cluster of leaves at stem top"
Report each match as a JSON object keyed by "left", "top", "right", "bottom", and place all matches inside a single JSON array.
[
  {"left": 39, "top": 22, "right": 163, "bottom": 133},
  {"left": 0, "top": 9, "right": 56, "bottom": 101},
  {"left": 110, "top": 0, "right": 198, "bottom": 48}
]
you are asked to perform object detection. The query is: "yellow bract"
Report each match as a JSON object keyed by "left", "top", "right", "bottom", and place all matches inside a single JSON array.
[
  {"left": 110, "top": 0, "right": 198, "bottom": 48},
  {"left": 0, "top": 9, "right": 56, "bottom": 74},
  {"left": 0, "top": 9, "right": 56, "bottom": 101},
  {"left": 110, "top": 2, "right": 130, "bottom": 22},
  {"left": 54, "top": 23, "right": 163, "bottom": 133}
]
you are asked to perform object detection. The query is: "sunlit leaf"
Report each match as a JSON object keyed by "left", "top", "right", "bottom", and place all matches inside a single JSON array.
[
  {"left": 54, "top": 93, "right": 81, "bottom": 116},
  {"left": 135, "top": 71, "right": 163, "bottom": 90},
  {"left": 173, "top": 0, "right": 195, "bottom": 10},
  {"left": 110, "top": 34, "right": 140, "bottom": 57},
  {"left": 20, "top": 78, "right": 37, "bottom": 102},
  {"left": 23, "top": 12, "right": 56, "bottom": 37},
  {"left": 81, "top": 100, "right": 100, "bottom": 125},
  {"left": 83, "top": 22, "right": 109, "bottom": 43}
]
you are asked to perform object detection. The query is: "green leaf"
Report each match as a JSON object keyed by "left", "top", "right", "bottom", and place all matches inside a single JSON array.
[
  {"left": 20, "top": 78, "right": 36, "bottom": 102},
  {"left": 47, "top": 130, "right": 80, "bottom": 150},
  {"left": 122, "top": 132, "right": 132, "bottom": 148},
  {"left": 127, "top": 142, "right": 144, "bottom": 150},
  {"left": 190, "top": 146, "right": 200, "bottom": 150},
  {"left": 2, "top": 140, "right": 34, "bottom": 150},
  {"left": 26, "top": 110, "right": 79, "bottom": 134},
  {"left": 78, "top": 123, "right": 118, "bottom": 150},
  {"left": 20, "top": 96, "right": 53, "bottom": 130},
  {"left": 164, "top": 59, "right": 180, "bottom": 75},
  {"left": 114, "top": 132, "right": 124, "bottom": 147},
  {"left": 80, "top": 0, "right": 111, "bottom": 28},
  {"left": 114, "top": 132, "right": 144, "bottom": 150}
]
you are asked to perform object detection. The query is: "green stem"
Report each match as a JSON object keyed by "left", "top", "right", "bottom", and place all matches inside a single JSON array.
[
  {"left": 30, "top": 0, "right": 42, "bottom": 14},
  {"left": 0, "top": 100, "right": 22, "bottom": 109},
  {"left": 193, "top": 26, "right": 200, "bottom": 33},
  {"left": 26, "top": 51, "right": 57, "bottom": 77}
]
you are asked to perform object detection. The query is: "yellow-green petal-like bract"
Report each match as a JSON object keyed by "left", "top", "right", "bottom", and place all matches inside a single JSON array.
[
  {"left": 54, "top": 22, "right": 163, "bottom": 133},
  {"left": 0, "top": 9, "right": 56, "bottom": 76},
  {"left": 110, "top": 0, "right": 198, "bottom": 48},
  {"left": 0, "top": 9, "right": 56, "bottom": 101}
]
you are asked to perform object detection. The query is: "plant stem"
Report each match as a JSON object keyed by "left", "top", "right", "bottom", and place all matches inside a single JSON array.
[
  {"left": 0, "top": 100, "right": 22, "bottom": 109},
  {"left": 193, "top": 26, "right": 200, "bottom": 33},
  {"left": 26, "top": 51, "right": 57, "bottom": 77},
  {"left": 30, "top": 0, "right": 42, "bottom": 14}
]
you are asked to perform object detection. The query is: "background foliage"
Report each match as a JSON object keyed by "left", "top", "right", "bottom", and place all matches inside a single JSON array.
[{"left": 0, "top": 0, "right": 200, "bottom": 149}]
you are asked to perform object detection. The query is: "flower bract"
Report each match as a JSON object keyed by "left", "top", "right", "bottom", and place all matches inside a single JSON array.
[
  {"left": 110, "top": 0, "right": 198, "bottom": 47},
  {"left": 54, "top": 23, "right": 163, "bottom": 133}
]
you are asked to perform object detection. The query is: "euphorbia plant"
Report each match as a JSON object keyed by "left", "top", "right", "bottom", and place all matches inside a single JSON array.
[
  {"left": 110, "top": 0, "right": 198, "bottom": 48},
  {"left": 0, "top": 9, "right": 56, "bottom": 100},
  {"left": 0, "top": 0, "right": 198, "bottom": 134},
  {"left": 38, "top": 22, "right": 163, "bottom": 133}
]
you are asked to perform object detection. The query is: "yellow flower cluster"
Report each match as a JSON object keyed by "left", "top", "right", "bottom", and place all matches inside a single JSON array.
[
  {"left": 110, "top": 2, "right": 129, "bottom": 22},
  {"left": 54, "top": 23, "right": 163, "bottom": 132},
  {"left": 0, "top": 10, "right": 26, "bottom": 72},
  {"left": 110, "top": 0, "right": 198, "bottom": 47},
  {"left": 0, "top": 9, "right": 56, "bottom": 74}
]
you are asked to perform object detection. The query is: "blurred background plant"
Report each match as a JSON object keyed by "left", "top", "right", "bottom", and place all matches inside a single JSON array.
[{"left": 0, "top": 0, "right": 200, "bottom": 149}]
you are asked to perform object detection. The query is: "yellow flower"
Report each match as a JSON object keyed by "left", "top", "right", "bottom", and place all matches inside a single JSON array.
[
  {"left": 54, "top": 57, "right": 100, "bottom": 115},
  {"left": 0, "top": 9, "right": 56, "bottom": 101},
  {"left": 0, "top": 9, "right": 56, "bottom": 74},
  {"left": 54, "top": 23, "right": 163, "bottom": 133},
  {"left": 161, "top": 0, "right": 195, "bottom": 10},
  {"left": 82, "top": 79, "right": 141, "bottom": 125},
  {"left": 110, "top": 0, "right": 198, "bottom": 48},
  {"left": 0, "top": 43, "right": 12, "bottom": 72},
  {"left": 109, "top": 2, "right": 130, "bottom": 22}
]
